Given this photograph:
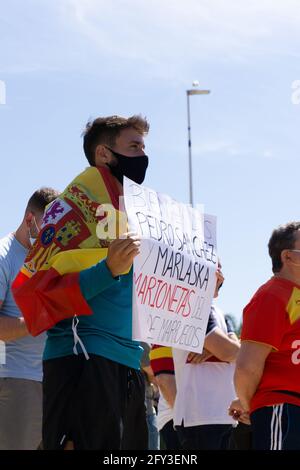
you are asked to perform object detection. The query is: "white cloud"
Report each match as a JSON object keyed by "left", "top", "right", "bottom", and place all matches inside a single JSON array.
[
  {"left": 0, "top": 80, "right": 6, "bottom": 105},
  {"left": 194, "top": 139, "right": 238, "bottom": 154},
  {"left": 65, "top": 0, "right": 300, "bottom": 65},
  {"left": 191, "top": 138, "right": 247, "bottom": 159},
  {"left": 192, "top": 140, "right": 285, "bottom": 161},
  {"left": 263, "top": 149, "right": 273, "bottom": 159},
  {"left": 2, "top": 0, "right": 300, "bottom": 79}
]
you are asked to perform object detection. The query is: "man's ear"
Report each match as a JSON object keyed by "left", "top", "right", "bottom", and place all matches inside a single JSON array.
[
  {"left": 24, "top": 211, "right": 34, "bottom": 228},
  {"left": 281, "top": 249, "right": 290, "bottom": 265},
  {"left": 94, "top": 145, "right": 110, "bottom": 166}
]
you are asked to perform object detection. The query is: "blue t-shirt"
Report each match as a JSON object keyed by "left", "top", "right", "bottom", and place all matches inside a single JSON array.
[
  {"left": 0, "top": 234, "right": 45, "bottom": 381},
  {"left": 43, "top": 260, "right": 142, "bottom": 370}
]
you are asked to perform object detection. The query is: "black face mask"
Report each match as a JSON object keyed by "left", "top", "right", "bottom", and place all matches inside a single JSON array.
[{"left": 106, "top": 148, "right": 149, "bottom": 184}]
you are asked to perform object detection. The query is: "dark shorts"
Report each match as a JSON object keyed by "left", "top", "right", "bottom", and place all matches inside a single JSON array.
[
  {"left": 175, "top": 423, "right": 233, "bottom": 450},
  {"left": 160, "top": 420, "right": 181, "bottom": 450},
  {"left": 251, "top": 403, "right": 300, "bottom": 450},
  {"left": 228, "top": 422, "right": 252, "bottom": 450},
  {"left": 43, "top": 354, "right": 147, "bottom": 450}
]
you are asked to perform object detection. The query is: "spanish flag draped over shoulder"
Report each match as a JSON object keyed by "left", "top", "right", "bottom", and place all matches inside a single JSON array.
[{"left": 13, "top": 166, "right": 123, "bottom": 336}]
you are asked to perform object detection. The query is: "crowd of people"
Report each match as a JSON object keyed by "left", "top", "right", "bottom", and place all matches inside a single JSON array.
[{"left": 0, "top": 114, "right": 300, "bottom": 450}]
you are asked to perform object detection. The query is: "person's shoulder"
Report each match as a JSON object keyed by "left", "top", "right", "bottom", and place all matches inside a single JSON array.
[
  {"left": 74, "top": 166, "right": 100, "bottom": 182},
  {"left": 251, "top": 278, "right": 281, "bottom": 300},
  {"left": 244, "top": 278, "right": 287, "bottom": 317},
  {"left": 210, "top": 303, "right": 225, "bottom": 320},
  {"left": 0, "top": 233, "right": 14, "bottom": 260},
  {"left": 0, "top": 235, "right": 16, "bottom": 280},
  {"left": 257, "top": 277, "right": 295, "bottom": 302}
]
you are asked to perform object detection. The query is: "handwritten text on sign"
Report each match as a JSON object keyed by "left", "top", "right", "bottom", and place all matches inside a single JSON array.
[{"left": 124, "top": 177, "right": 217, "bottom": 353}]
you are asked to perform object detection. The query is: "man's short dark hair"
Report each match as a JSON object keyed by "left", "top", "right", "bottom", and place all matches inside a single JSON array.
[
  {"left": 26, "top": 187, "right": 60, "bottom": 214},
  {"left": 82, "top": 115, "right": 149, "bottom": 166},
  {"left": 268, "top": 222, "right": 300, "bottom": 273}
]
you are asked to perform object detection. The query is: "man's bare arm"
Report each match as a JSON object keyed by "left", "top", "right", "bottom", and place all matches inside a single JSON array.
[
  {"left": 234, "top": 340, "right": 272, "bottom": 411},
  {"left": 156, "top": 373, "right": 177, "bottom": 408},
  {"left": 204, "top": 327, "right": 240, "bottom": 363},
  {"left": 0, "top": 300, "right": 29, "bottom": 341}
]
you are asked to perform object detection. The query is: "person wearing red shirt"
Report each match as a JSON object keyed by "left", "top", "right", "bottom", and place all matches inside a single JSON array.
[{"left": 230, "top": 221, "right": 300, "bottom": 450}]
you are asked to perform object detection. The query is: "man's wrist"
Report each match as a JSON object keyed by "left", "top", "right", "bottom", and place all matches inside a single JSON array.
[
  {"left": 240, "top": 397, "right": 250, "bottom": 413},
  {"left": 105, "top": 260, "right": 119, "bottom": 279}
]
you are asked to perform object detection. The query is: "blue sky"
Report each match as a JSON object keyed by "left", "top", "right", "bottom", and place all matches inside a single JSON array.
[{"left": 1, "top": 0, "right": 300, "bottom": 323}]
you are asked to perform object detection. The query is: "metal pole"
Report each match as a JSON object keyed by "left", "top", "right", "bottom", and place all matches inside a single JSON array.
[
  {"left": 186, "top": 87, "right": 210, "bottom": 207},
  {"left": 187, "top": 91, "right": 193, "bottom": 207}
]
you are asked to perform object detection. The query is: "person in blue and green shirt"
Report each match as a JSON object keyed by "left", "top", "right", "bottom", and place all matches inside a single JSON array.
[{"left": 14, "top": 115, "right": 150, "bottom": 450}]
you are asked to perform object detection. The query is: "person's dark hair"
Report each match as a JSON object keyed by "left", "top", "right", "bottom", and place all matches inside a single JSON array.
[
  {"left": 268, "top": 222, "right": 300, "bottom": 273},
  {"left": 26, "top": 187, "right": 60, "bottom": 214},
  {"left": 82, "top": 115, "right": 149, "bottom": 166}
]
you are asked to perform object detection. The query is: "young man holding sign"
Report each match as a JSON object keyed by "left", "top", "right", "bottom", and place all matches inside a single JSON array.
[{"left": 13, "top": 115, "right": 150, "bottom": 450}]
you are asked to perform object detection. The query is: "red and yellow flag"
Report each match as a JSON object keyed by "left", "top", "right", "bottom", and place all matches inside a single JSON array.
[{"left": 13, "top": 166, "right": 122, "bottom": 336}]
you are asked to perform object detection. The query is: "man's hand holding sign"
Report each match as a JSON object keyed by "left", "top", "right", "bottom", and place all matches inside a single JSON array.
[{"left": 123, "top": 177, "right": 217, "bottom": 354}]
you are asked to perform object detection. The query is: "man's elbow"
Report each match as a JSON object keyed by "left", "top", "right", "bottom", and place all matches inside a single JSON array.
[
  {"left": 234, "top": 361, "right": 259, "bottom": 385},
  {"left": 218, "top": 343, "right": 240, "bottom": 363},
  {"left": 234, "top": 362, "right": 251, "bottom": 378}
]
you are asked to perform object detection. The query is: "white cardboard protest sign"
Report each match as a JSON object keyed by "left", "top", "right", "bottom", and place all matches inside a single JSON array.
[{"left": 124, "top": 177, "right": 217, "bottom": 353}]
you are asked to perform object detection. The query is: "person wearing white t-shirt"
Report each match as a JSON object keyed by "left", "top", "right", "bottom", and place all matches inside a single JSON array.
[
  {"left": 173, "top": 264, "right": 240, "bottom": 450},
  {"left": 150, "top": 311, "right": 220, "bottom": 449}
]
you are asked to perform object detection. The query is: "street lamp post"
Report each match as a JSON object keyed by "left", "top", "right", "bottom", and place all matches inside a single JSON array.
[{"left": 186, "top": 84, "right": 210, "bottom": 206}]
